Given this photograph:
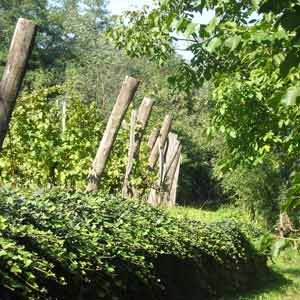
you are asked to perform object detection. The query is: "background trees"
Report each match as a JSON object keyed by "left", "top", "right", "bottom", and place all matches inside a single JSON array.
[
  {"left": 111, "top": 0, "right": 300, "bottom": 224},
  {"left": 3, "top": 0, "right": 300, "bottom": 225}
]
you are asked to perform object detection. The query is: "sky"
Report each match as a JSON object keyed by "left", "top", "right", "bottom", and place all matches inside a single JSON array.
[
  {"left": 108, "top": 0, "right": 153, "bottom": 15},
  {"left": 108, "top": 0, "right": 214, "bottom": 22}
]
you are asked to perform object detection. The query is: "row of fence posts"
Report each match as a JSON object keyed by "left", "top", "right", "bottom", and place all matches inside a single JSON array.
[
  {"left": 86, "top": 76, "right": 182, "bottom": 206},
  {"left": 0, "top": 18, "right": 181, "bottom": 207}
]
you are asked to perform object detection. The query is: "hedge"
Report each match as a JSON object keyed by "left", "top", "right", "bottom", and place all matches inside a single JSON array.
[{"left": 0, "top": 189, "right": 267, "bottom": 300}]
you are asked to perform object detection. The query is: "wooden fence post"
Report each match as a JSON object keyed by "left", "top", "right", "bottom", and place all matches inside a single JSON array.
[
  {"left": 147, "top": 127, "right": 159, "bottom": 150},
  {"left": 122, "top": 97, "right": 154, "bottom": 197},
  {"left": 148, "top": 132, "right": 181, "bottom": 207},
  {"left": 122, "top": 110, "right": 137, "bottom": 197},
  {"left": 148, "top": 115, "right": 172, "bottom": 169},
  {"left": 86, "top": 76, "right": 140, "bottom": 192},
  {"left": 169, "top": 152, "right": 181, "bottom": 206},
  {"left": 134, "top": 97, "right": 154, "bottom": 158},
  {"left": 163, "top": 144, "right": 182, "bottom": 207},
  {"left": 0, "top": 18, "right": 37, "bottom": 150}
]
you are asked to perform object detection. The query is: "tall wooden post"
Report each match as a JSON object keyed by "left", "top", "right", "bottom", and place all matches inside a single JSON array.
[
  {"left": 86, "top": 76, "right": 140, "bottom": 192},
  {"left": 122, "top": 97, "right": 154, "bottom": 197},
  {"left": 148, "top": 115, "right": 172, "bottom": 169},
  {"left": 134, "top": 97, "right": 154, "bottom": 158},
  {"left": 122, "top": 110, "right": 137, "bottom": 198},
  {"left": 0, "top": 18, "right": 37, "bottom": 150},
  {"left": 163, "top": 144, "right": 182, "bottom": 206},
  {"left": 169, "top": 152, "right": 181, "bottom": 206},
  {"left": 147, "top": 127, "right": 159, "bottom": 150},
  {"left": 148, "top": 132, "right": 182, "bottom": 207}
]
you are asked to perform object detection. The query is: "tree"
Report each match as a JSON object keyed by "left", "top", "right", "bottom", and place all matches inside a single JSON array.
[
  {"left": 111, "top": 0, "right": 300, "bottom": 167},
  {"left": 110, "top": 0, "right": 300, "bottom": 219}
]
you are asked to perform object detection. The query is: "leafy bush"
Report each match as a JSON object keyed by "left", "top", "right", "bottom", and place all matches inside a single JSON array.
[
  {"left": 0, "top": 86, "right": 156, "bottom": 196},
  {"left": 0, "top": 189, "right": 267, "bottom": 300}
]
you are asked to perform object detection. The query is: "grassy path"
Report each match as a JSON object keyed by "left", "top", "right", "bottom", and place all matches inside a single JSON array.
[{"left": 168, "top": 206, "right": 300, "bottom": 300}]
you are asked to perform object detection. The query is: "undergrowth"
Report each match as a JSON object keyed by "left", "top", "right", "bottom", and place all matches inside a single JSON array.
[{"left": 0, "top": 189, "right": 267, "bottom": 300}]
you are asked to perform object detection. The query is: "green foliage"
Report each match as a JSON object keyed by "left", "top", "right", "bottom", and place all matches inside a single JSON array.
[
  {"left": 110, "top": 0, "right": 300, "bottom": 220},
  {"left": 282, "top": 171, "right": 300, "bottom": 212},
  {"left": 0, "top": 189, "right": 267, "bottom": 299},
  {"left": 0, "top": 86, "right": 157, "bottom": 195},
  {"left": 111, "top": 0, "right": 300, "bottom": 167},
  {"left": 0, "top": 86, "right": 102, "bottom": 189}
]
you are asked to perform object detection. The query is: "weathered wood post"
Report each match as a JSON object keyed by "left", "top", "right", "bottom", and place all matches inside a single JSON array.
[
  {"left": 148, "top": 115, "right": 172, "bottom": 169},
  {"left": 122, "top": 110, "right": 137, "bottom": 198},
  {"left": 163, "top": 133, "right": 180, "bottom": 180},
  {"left": 169, "top": 151, "right": 181, "bottom": 206},
  {"left": 132, "top": 97, "right": 154, "bottom": 158},
  {"left": 163, "top": 143, "right": 182, "bottom": 206},
  {"left": 86, "top": 76, "right": 140, "bottom": 192},
  {"left": 148, "top": 132, "right": 181, "bottom": 207},
  {"left": 147, "top": 127, "right": 159, "bottom": 150},
  {"left": 0, "top": 18, "right": 37, "bottom": 150},
  {"left": 122, "top": 97, "right": 154, "bottom": 197}
]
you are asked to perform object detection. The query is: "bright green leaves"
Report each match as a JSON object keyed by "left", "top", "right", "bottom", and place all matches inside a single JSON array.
[
  {"left": 207, "top": 37, "right": 221, "bottom": 53},
  {"left": 110, "top": 7, "right": 175, "bottom": 64},
  {"left": 184, "top": 22, "right": 198, "bottom": 37},
  {"left": 0, "top": 86, "right": 157, "bottom": 195},
  {"left": 282, "top": 85, "right": 300, "bottom": 106},
  {"left": 206, "top": 16, "right": 218, "bottom": 34},
  {"left": 110, "top": 0, "right": 300, "bottom": 173},
  {"left": 0, "top": 85, "right": 103, "bottom": 189},
  {"left": 225, "top": 35, "right": 241, "bottom": 51}
]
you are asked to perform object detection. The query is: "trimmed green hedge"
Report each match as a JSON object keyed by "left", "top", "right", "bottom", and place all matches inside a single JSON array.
[{"left": 0, "top": 189, "right": 267, "bottom": 300}]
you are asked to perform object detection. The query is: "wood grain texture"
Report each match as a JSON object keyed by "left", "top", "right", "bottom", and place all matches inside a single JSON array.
[{"left": 0, "top": 18, "right": 36, "bottom": 150}]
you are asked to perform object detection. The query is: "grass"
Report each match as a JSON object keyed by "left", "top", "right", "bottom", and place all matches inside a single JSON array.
[{"left": 167, "top": 205, "right": 300, "bottom": 300}]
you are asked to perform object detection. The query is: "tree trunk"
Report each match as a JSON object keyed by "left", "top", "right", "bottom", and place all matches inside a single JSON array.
[
  {"left": 86, "top": 76, "right": 140, "bottom": 192},
  {"left": 0, "top": 18, "right": 37, "bottom": 150}
]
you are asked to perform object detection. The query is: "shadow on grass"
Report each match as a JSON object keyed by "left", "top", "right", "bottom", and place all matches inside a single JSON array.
[{"left": 222, "top": 268, "right": 292, "bottom": 300}]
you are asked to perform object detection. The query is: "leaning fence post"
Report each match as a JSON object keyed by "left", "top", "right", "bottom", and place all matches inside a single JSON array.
[
  {"left": 0, "top": 18, "right": 37, "bottom": 151},
  {"left": 148, "top": 115, "right": 172, "bottom": 169},
  {"left": 163, "top": 143, "right": 182, "bottom": 207},
  {"left": 86, "top": 76, "right": 140, "bottom": 192},
  {"left": 122, "top": 97, "right": 154, "bottom": 198},
  {"left": 169, "top": 152, "right": 181, "bottom": 206},
  {"left": 147, "top": 127, "right": 159, "bottom": 150},
  {"left": 122, "top": 110, "right": 137, "bottom": 198},
  {"left": 132, "top": 97, "right": 154, "bottom": 159}
]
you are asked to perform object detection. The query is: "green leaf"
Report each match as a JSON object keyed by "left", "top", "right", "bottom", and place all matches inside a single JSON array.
[
  {"left": 10, "top": 265, "right": 22, "bottom": 274},
  {"left": 281, "top": 86, "right": 300, "bottom": 106},
  {"left": 185, "top": 22, "right": 197, "bottom": 37},
  {"left": 206, "top": 16, "right": 217, "bottom": 34},
  {"left": 229, "top": 130, "right": 237, "bottom": 138},
  {"left": 207, "top": 37, "right": 221, "bottom": 53},
  {"left": 225, "top": 35, "right": 241, "bottom": 51}
]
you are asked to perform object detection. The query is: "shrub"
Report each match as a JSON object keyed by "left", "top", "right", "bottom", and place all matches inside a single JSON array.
[{"left": 0, "top": 189, "right": 267, "bottom": 300}]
